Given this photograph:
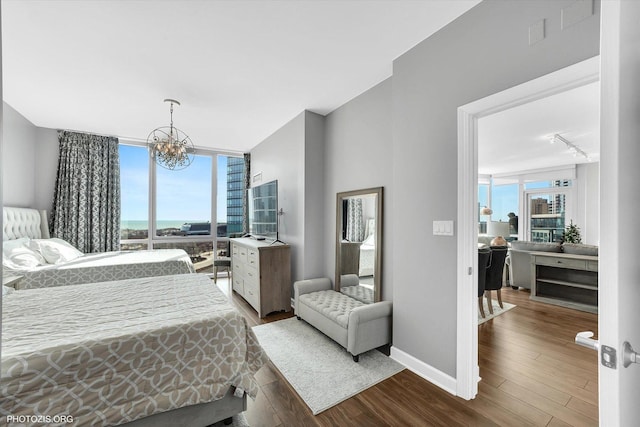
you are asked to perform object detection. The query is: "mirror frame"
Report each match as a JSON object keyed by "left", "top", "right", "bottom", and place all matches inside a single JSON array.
[{"left": 335, "top": 186, "right": 383, "bottom": 302}]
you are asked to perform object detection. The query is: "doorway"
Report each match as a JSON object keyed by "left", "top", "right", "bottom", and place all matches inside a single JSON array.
[{"left": 456, "top": 56, "right": 600, "bottom": 399}]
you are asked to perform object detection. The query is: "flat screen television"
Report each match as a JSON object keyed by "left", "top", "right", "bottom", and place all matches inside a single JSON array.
[{"left": 248, "top": 180, "right": 278, "bottom": 240}]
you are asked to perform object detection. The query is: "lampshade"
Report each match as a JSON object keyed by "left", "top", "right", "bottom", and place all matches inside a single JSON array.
[
  {"left": 480, "top": 206, "right": 493, "bottom": 216},
  {"left": 487, "top": 221, "right": 510, "bottom": 237}
]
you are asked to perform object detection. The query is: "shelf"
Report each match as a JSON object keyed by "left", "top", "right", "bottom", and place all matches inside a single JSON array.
[
  {"left": 530, "top": 295, "right": 598, "bottom": 314},
  {"left": 531, "top": 252, "right": 598, "bottom": 314},
  {"left": 535, "top": 278, "right": 598, "bottom": 291}
]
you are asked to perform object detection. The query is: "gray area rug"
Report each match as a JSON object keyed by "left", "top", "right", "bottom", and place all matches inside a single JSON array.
[
  {"left": 252, "top": 317, "right": 404, "bottom": 415},
  {"left": 478, "top": 300, "right": 516, "bottom": 324}
]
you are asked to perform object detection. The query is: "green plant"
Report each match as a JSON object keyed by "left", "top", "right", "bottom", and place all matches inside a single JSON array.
[{"left": 563, "top": 220, "right": 582, "bottom": 244}]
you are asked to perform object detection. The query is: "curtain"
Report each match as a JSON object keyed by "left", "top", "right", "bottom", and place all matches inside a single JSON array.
[
  {"left": 346, "top": 198, "right": 364, "bottom": 242},
  {"left": 242, "top": 153, "right": 251, "bottom": 234},
  {"left": 51, "top": 131, "right": 120, "bottom": 253}
]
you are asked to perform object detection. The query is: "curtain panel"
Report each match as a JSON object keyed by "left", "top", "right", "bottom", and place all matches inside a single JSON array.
[
  {"left": 346, "top": 198, "right": 365, "bottom": 242},
  {"left": 51, "top": 131, "right": 120, "bottom": 253}
]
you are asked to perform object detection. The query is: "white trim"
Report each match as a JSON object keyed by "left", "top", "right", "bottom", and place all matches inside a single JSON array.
[
  {"left": 456, "top": 56, "right": 600, "bottom": 400},
  {"left": 598, "top": 1, "right": 621, "bottom": 425},
  {"left": 390, "top": 346, "right": 457, "bottom": 396}
]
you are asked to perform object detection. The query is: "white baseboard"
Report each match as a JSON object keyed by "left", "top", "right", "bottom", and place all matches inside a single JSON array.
[{"left": 390, "top": 346, "right": 457, "bottom": 396}]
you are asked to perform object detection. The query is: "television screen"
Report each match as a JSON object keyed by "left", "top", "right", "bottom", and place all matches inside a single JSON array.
[{"left": 248, "top": 180, "right": 278, "bottom": 240}]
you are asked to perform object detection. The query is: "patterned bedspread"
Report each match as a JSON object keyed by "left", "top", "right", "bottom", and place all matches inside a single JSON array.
[
  {"left": 1, "top": 274, "right": 268, "bottom": 426},
  {"left": 8, "top": 249, "right": 195, "bottom": 290}
]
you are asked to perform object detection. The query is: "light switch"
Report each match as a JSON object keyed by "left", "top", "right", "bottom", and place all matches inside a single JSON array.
[{"left": 433, "top": 220, "right": 455, "bottom": 236}]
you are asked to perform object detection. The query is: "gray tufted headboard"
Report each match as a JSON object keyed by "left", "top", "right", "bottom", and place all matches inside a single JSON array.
[{"left": 3, "top": 207, "right": 51, "bottom": 241}]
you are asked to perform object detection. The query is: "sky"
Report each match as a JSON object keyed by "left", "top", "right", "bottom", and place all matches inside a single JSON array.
[{"left": 119, "top": 145, "right": 229, "bottom": 222}]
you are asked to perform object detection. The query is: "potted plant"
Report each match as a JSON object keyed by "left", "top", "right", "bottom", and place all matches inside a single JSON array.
[{"left": 562, "top": 220, "right": 582, "bottom": 244}]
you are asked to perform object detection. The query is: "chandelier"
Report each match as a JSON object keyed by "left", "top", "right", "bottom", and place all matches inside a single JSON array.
[{"left": 147, "top": 99, "right": 195, "bottom": 170}]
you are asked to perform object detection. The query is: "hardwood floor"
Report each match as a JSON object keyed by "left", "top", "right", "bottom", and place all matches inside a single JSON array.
[{"left": 214, "top": 278, "right": 599, "bottom": 426}]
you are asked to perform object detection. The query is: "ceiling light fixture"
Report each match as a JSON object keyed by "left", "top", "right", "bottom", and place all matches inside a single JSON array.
[
  {"left": 147, "top": 99, "right": 195, "bottom": 170},
  {"left": 549, "top": 133, "right": 591, "bottom": 162}
]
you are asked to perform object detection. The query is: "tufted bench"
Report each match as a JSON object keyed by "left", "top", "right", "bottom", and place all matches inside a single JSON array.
[{"left": 294, "top": 278, "right": 392, "bottom": 362}]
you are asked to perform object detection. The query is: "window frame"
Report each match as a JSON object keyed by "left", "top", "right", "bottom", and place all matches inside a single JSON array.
[{"left": 119, "top": 141, "right": 244, "bottom": 273}]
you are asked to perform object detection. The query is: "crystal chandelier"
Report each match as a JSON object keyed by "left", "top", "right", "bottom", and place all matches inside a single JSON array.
[{"left": 147, "top": 99, "right": 195, "bottom": 170}]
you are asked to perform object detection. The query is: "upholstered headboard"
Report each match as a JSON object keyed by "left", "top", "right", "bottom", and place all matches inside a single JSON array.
[{"left": 2, "top": 207, "right": 51, "bottom": 241}]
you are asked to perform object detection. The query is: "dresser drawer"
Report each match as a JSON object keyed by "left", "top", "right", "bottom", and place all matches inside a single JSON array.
[
  {"left": 232, "top": 259, "right": 244, "bottom": 278},
  {"left": 535, "top": 256, "right": 587, "bottom": 270},
  {"left": 233, "top": 244, "right": 247, "bottom": 263},
  {"left": 586, "top": 260, "right": 598, "bottom": 272},
  {"left": 244, "top": 281, "right": 260, "bottom": 309},
  {"left": 247, "top": 248, "right": 259, "bottom": 268},
  {"left": 244, "top": 265, "right": 259, "bottom": 286},
  {"left": 232, "top": 276, "right": 244, "bottom": 295}
]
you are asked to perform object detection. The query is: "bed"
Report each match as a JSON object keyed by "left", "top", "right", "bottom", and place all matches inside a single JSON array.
[
  {"left": 2, "top": 207, "right": 195, "bottom": 290},
  {"left": 0, "top": 274, "right": 268, "bottom": 426},
  {"left": 358, "top": 218, "right": 376, "bottom": 277}
]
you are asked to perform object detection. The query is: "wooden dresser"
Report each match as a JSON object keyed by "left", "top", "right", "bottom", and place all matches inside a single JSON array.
[{"left": 231, "top": 237, "right": 291, "bottom": 318}]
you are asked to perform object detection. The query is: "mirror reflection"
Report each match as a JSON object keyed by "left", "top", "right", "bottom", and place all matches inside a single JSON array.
[{"left": 335, "top": 187, "right": 383, "bottom": 303}]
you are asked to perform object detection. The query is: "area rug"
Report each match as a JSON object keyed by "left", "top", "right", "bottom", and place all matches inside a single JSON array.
[
  {"left": 478, "top": 300, "right": 516, "bottom": 324},
  {"left": 252, "top": 317, "right": 404, "bottom": 415}
]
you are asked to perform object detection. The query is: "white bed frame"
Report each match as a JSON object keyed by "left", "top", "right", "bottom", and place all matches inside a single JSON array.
[{"left": 2, "top": 206, "right": 246, "bottom": 426}]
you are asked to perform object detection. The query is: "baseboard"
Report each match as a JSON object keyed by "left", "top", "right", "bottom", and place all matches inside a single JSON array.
[{"left": 390, "top": 346, "right": 457, "bottom": 396}]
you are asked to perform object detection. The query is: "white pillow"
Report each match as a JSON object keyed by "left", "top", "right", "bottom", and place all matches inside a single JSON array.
[
  {"left": 3, "top": 237, "right": 47, "bottom": 269},
  {"left": 362, "top": 233, "right": 375, "bottom": 246},
  {"left": 29, "top": 238, "right": 84, "bottom": 264}
]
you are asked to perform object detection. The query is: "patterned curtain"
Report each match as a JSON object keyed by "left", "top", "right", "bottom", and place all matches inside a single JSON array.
[
  {"left": 346, "top": 198, "right": 365, "bottom": 242},
  {"left": 51, "top": 131, "right": 120, "bottom": 253},
  {"left": 242, "top": 153, "right": 251, "bottom": 234}
]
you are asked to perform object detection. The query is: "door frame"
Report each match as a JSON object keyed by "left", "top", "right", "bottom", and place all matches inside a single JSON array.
[{"left": 456, "top": 56, "right": 599, "bottom": 399}]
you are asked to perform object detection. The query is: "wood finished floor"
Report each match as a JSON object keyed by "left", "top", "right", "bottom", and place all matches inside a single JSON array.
[{"left": 214, "top": 278, "right": 599, "bottom": 426}]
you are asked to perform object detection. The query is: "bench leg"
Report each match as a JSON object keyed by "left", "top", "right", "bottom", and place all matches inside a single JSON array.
[{"left": 352, "top": 354, "right": 359, "bottom": 362}]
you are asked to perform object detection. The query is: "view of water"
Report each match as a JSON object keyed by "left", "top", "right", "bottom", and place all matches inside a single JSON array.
[{"left": 121, "top": 220, "right": 207, "bottom": 230}]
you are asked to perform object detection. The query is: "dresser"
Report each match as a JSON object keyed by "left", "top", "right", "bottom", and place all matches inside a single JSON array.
[
  {"left": 231, "top": 238, "right": 291, "bottom": 318},
  {"left": 530, "top": 252, "right": 598, "bottom": 313}
]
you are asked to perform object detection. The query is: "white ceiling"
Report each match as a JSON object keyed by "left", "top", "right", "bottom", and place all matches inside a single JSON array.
[
  {"left": 478, "top": 81, "right": 600, "bottom": 176},
  {"left": 2, "top": 0, "right": 480, "bottom": 153}
]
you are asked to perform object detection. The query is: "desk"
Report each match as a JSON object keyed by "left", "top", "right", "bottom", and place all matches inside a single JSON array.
[{"left": 530, "top": 252, "right": 598, "bottom": 313}]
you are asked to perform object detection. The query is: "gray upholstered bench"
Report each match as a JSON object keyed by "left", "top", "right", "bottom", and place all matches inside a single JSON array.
[{"left": 294, "top": 277, "right": 392, "bottom": 362}]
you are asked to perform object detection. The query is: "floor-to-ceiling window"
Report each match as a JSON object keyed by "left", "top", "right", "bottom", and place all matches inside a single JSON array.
[{"left": 119, "top": 143, "right": 245, "bottom": 277}]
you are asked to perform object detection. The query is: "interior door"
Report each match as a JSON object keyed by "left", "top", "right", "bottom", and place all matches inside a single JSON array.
[{"left": 599, "top": 1, "right": 640, "bottom": 424}]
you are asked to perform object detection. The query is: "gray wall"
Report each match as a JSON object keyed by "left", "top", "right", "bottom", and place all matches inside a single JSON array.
[
  {"left": 576, "top": 162, "right": 599, "bottom": 246},
  {"left": 324, "top": 78, "right": 393, "bottom": 301},
  {"left": 2, "top": 102, "right": 37, "bottom": 207},
  {"left": 250, "top": 110, "right": 325, "bottom": 289},
  {"left": 391, "top": 0, "right": 600, "bottom": 376},
  {"left": 1, "top": 102, "right": 58, "bottom": 212},
  {"left": 33, "top": 127, "right": 58, "bottom": 212}
]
